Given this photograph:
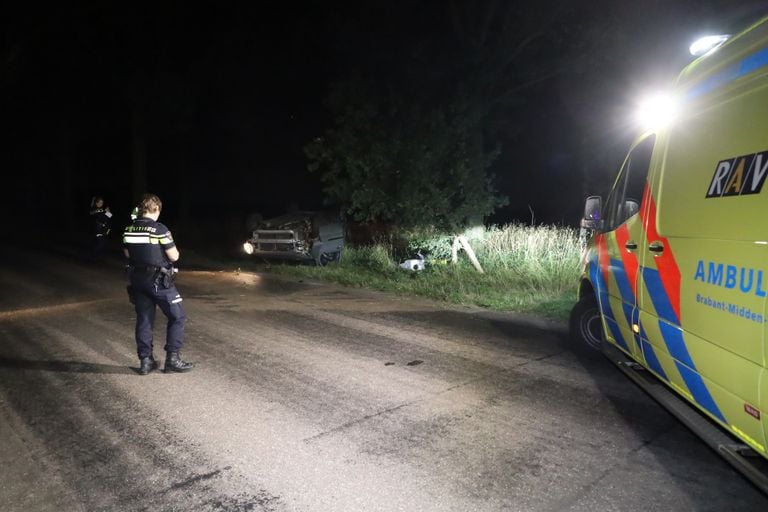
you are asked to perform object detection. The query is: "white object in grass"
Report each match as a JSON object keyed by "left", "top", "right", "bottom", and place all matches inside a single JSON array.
[{"left": 400, "top": 252, "right": 425, "bottom": 271}]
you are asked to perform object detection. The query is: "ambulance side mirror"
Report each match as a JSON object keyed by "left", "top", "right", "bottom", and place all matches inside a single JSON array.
[{"left": 581, "top": 196, "right": 603, "bottom": 230}]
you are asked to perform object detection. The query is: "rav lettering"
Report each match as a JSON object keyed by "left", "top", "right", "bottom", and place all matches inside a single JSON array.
[
  {"left": 747, "top": 152, "right": 768, "bottom": 195},
  {"left": 707, "top": 160, "right": 732, "bottom": 197},
  {"left": 706, "top": 151, "right": 768, "bottom": 198}
]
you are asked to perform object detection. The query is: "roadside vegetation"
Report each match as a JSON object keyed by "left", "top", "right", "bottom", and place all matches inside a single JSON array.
[{"left": 255, "top": 224, "right": 583, "bottom": 321}]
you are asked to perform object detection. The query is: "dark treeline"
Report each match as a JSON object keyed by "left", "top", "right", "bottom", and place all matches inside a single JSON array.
[{"left": 1, "top": 1, "right": 763, "bottom": 240}]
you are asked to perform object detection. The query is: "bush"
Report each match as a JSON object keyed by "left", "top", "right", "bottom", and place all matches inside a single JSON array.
[
  {"left": 400, "top": 227, "right": 454, "bottom": 260},
  {"left": 339, "top": 244, "right": 397, "bottom": 274}
]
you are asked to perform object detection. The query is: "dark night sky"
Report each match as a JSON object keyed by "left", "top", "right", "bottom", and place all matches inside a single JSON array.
[{"left": 2, "top": 1, "right": 766, "bottom": 242}]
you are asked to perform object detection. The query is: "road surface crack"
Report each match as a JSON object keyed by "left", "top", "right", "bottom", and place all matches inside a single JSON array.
[
  {"left": 165, "top": 466, "right": 231, "bottom": 492},
  {"left": 302, "top": 373, "right": 496, "bottom": 444},
  {"left": 302, "top": 402, "right": 411, "bottom": 443}
]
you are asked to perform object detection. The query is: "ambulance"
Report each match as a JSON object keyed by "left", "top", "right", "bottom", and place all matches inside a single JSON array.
[{"left": 571, "top": 15, "right": 768, "bottom": 492}]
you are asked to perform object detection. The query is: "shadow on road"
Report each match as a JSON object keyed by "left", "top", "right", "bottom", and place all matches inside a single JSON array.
[
  {"left": 405, "top": 308, "right": 766, "bottom": 507},
  {"left": 0, "top": 357, "right": 136, "bottom": 375}
]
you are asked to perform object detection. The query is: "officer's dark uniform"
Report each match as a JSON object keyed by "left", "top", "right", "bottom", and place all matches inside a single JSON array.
[
  {"left": 89, "top": 205, "right": 112, "bottom": 259},
  {"left": 123, "top": 217, "right": 187, "bottom": 371}
]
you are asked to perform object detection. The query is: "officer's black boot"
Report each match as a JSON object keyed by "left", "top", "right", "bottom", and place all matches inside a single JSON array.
[
  {"left": 164, "top": 352, "right": 194, "bottom": 373},
  {"left": 138, "top": 356, "right": 158, "bottom": 375}
]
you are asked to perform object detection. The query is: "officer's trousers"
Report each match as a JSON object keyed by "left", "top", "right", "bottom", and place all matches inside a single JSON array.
[{"left": 130, "top": 275, "right": 186, "bottom": 359}]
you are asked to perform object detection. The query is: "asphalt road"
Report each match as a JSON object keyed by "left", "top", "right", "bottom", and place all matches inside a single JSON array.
[{"left": 1, "top": 248, "right": 766, "bottom": 512}]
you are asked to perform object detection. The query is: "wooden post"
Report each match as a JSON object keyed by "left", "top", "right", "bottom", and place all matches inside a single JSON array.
[
  {"left": 459, "top": 235, "right": 484, "bottom": 273},
  {"left": 452, "top": 235, "right": 484, "bottom": 273},
  {"left": 452, "top": 236, "right": 461, "bottom": 264}
]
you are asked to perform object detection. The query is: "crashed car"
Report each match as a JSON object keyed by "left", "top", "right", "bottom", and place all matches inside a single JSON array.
[{"left": 242, "top": 211, "right": 344, "bottom": 266}]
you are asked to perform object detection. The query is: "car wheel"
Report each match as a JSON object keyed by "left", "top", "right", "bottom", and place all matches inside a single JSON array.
[
  {"left": 569, "top": 294, "right": 603, "bottom": 351},
  {"left": 317, "top": 251, "right": 340, "bottom": 266}
]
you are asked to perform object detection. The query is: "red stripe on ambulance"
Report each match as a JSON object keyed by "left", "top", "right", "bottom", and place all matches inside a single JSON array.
[
  {"left": 641, "top": 187, "right": 682, "bottom": 323},
  {"left": 615, "top": 224, "right": 639, "bottom": 300}
]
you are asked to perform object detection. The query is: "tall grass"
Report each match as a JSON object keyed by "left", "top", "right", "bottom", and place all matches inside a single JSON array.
[
  {"left": 476, "top": 224, "right": 582, "bottom": 293},
  {"left": 267, "top": 223, "right": 582, "bottom": 320}
]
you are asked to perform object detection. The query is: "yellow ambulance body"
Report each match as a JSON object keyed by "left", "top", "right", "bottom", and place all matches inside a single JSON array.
[{"left": 574, "top": 16, "right": 768, "bottom": 489}]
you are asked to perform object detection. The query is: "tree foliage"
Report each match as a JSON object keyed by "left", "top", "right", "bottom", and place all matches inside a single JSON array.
[
  {"left": 305, "top": 77, "right": 506, "bottom": 230},
  {"left": 304, "top": 0, "right": 588, "bottom": 230}
]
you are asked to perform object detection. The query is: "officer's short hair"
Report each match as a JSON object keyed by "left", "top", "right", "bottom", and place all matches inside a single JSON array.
[{"left": 137, "top": 193, "right": 162, "bottom": 216}]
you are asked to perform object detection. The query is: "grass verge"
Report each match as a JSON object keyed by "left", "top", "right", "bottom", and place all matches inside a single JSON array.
[{"left": 230, "top": 224, "right": 583, "bottom": 322}]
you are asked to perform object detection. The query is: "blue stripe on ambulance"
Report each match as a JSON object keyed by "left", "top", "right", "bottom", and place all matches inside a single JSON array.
[
  {"left": 588, "top": 254, "right": 601, "bottom": 297},
  {"left": 688, "top": 46, "right": 768, "bottom": 99},
  {"left": 674, "top": 361, "right": 727, "bottom": 423},
  {"left": 642, "top": 265, "right": 727, "bottom": 422},
  {"left": 658, "top": 320, "right": 696, "bottom": 369},
  {"left": 641, "top": 340, "right": 668, "bottom": 381},
  {"left": 639, "top": 318, "right": 669, "bottom": 381},
  {"left": 639, "top": 321, "right": 656, "bottom": 363},
  {"left": 639, "top": 320, "right": 648, "bottom": 351},
  {"left": 658, "top": 320, "right": 727, "bottom": 423},
  {"left": 591, "top": 258, "right": 630, "bottom": 352},
  {"left": 610, "top": 257, "right": 640, "bottom": 348},
  {"left": 622, "top": 302, "right": 641, "bottom": 350},
  {"left": 641, "top": 267, "right": 680, "bottom": 326},
  {"left": 605, "top": 318, "right": 630, "bottom": 353}
]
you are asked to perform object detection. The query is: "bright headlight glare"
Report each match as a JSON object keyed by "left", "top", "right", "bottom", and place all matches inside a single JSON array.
[
  {"left": 243, "top": 241, "right": 255, "bottom": 255},
  {"left": 636, "top": 93, "right": 677, "bottom": 131}
]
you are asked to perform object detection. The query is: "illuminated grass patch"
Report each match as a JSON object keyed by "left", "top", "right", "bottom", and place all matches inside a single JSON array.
[{"left": 262, "top": 224, "right": 582, "bottom": 321}]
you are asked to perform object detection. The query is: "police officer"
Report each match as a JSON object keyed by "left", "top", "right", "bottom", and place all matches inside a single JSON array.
[
  {"left": 89, "top": 196, "right": 112, "bottom": 261},
  {"left": 123, "top": 193, "right": 194, "bottom": 375}
]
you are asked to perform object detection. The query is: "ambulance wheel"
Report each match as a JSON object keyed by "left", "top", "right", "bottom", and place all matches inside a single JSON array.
[{"left": 570, "top": 294, "right": 603, "bottom": 351}]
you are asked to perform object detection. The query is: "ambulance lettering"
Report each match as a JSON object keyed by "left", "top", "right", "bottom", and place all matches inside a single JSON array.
[
  {"left": 693, "top": 260, "right": 768, "bottom": 298},
  {"left": 705, "top": 150, "right": 768, "bottom": 198}
]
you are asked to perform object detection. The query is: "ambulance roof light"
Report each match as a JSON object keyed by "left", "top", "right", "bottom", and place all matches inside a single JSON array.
[{"left": 689, "top": 35, "right": 731, "bottom": 57}]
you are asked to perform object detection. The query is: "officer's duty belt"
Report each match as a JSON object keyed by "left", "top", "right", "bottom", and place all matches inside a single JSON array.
[{"left": 130, "top": 265, "right": 161, "bottom": 273}]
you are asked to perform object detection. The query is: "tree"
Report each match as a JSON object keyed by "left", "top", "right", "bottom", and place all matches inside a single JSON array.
[
  {"left": 305, "top": 0, "right": 587, "bottom": 229},
  {"left": 305, "top": 77, "right": 506, "bottom": 230}
]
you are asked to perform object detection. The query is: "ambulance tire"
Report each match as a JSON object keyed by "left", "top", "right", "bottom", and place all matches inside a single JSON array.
[{"left": 570, "top": 294, "right": 603, "bottom": 351}]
